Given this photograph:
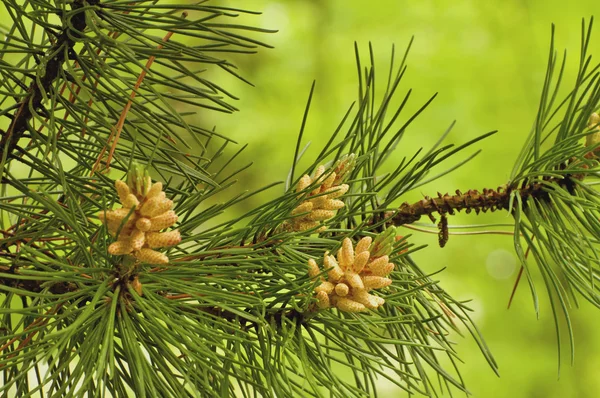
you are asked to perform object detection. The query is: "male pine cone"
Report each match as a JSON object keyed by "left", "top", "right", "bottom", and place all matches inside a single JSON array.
[
  {"left": 308, "top": 229, "right": 397, "bottom": 312},
  {"left": 98, "top": 179, "right": 181, "bottom": 264},
  {"left": 289, "top": 154, "right": 355, "bottom": 232}
]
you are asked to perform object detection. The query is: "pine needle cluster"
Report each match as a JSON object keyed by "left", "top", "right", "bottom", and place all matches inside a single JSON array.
[{"left": 1, "top": 1, "right": 600, "bottom": 397}]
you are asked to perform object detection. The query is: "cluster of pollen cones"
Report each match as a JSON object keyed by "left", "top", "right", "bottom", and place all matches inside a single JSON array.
[
  {"left": 308, "top": 236, "right": 395, "bottom": 312},
  {"left": 99, "top": 179, "right": 181, "bottom": 264},
  {"left": 290, "top": 155, "right": 355, "bottom": 232}
]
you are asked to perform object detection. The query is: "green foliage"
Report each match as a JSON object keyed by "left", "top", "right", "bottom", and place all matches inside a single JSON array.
[
  {"left": 509, "top": 19, "right": 600, "bottom": 364},
  {"left": 1, "top": 1, "right": 600, "bottom": 397}
]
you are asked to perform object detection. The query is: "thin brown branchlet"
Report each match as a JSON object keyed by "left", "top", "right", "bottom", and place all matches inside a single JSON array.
[
  {"left": 307, "top": 228, "right": 397, "bottom": 312},
  {"left": 288, "top": 154, "right": 355, "bottom": 232},
  {"left": 98, "top": 177, "right": 181, "bottom": 265}
]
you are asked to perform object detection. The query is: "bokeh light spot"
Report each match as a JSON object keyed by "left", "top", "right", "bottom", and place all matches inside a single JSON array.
[{"left": 486, "top": 249, "right": 516, "bottom": 280}]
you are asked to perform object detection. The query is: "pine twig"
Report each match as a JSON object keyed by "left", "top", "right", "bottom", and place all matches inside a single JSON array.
[
  {"left": 387, "top": 170, "right": 585, "bottom": 226},
  {"left": 1, "top": 0, "right": 99, "bottom": 158},
  {"left": 0, "top": 265, "right": 78, "bottom": 294},
  {"left": 92, "top": 12, "right": 187, "bottom": 174}
]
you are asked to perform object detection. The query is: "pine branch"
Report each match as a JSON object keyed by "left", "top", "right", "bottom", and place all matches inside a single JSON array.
[
  {"left": 387, "top": 158, "right": 589, "bottom": 228},
  {"left": 0, "top": 164, "right": 588, "bottom": 293},
  {"left": 2, "top": 2, "right": 600, "bottom": 395},
  {"left": 0, "top": 265, "right": 77, "bottom": 294},
  {"left": 0, "top": 265, "right": 304, "bottom": 331},
  {"left": 1, "top": 0, "right": 97, "bottom": 158}
]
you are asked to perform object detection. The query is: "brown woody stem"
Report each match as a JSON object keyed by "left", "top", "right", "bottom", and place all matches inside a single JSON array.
[
  {"left": 388, "top": 186, "right": 513, "bottom": 226},
  {"left": 1, "top": 0, "right": 98, "bottom": 158},
  {"left": 0, "top": 266, "right": 78, "bottom": 294},
  {"left": 0, "top": 175, "right": 583, "bottom": 295},
  {"left": 387, "top": 173, "right": 582, "bottom": 227}
]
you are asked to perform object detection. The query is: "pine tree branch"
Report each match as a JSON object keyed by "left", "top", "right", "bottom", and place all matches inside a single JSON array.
[
  {"left": 386, "top": 165, "right": 587, "bottom": 226},
  {"left": 0, "top": 263, "right": 306, "bottom": 331},
  {"left": 1, "top": 0, "right": 98, "bottom": 158},
  {"left": 200, "top": 305, "right": 307, "bottom": 330},
  {"left": 0, "top": 160, "right": 588, "bottom": 297},
  {"left": 2, "top": 7, "right": 597, "bottom": 393},
  {"left": 0, "top": 265, "right": 78, "bottom": 294},
  {"left": 0, "top": 170, "right": 585, "bottom": 314},
  {"left": 388, "top": 186, "right": 513, "bottom": 225}
]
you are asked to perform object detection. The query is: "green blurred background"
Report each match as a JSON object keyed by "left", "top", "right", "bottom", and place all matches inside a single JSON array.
[{"left": 198, "top": 1, "right": 600, "bottom": 397}]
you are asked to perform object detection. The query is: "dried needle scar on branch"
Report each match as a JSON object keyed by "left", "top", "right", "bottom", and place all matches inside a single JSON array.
[
  {"left": 288, "top": 154, "right": 356, "bottom": 232},
  {"left": 98, "top": 168, "right": 181, "bottom": 264},
  {"left": 308, "top": 228, "right": 397, "bottom": 312}
]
